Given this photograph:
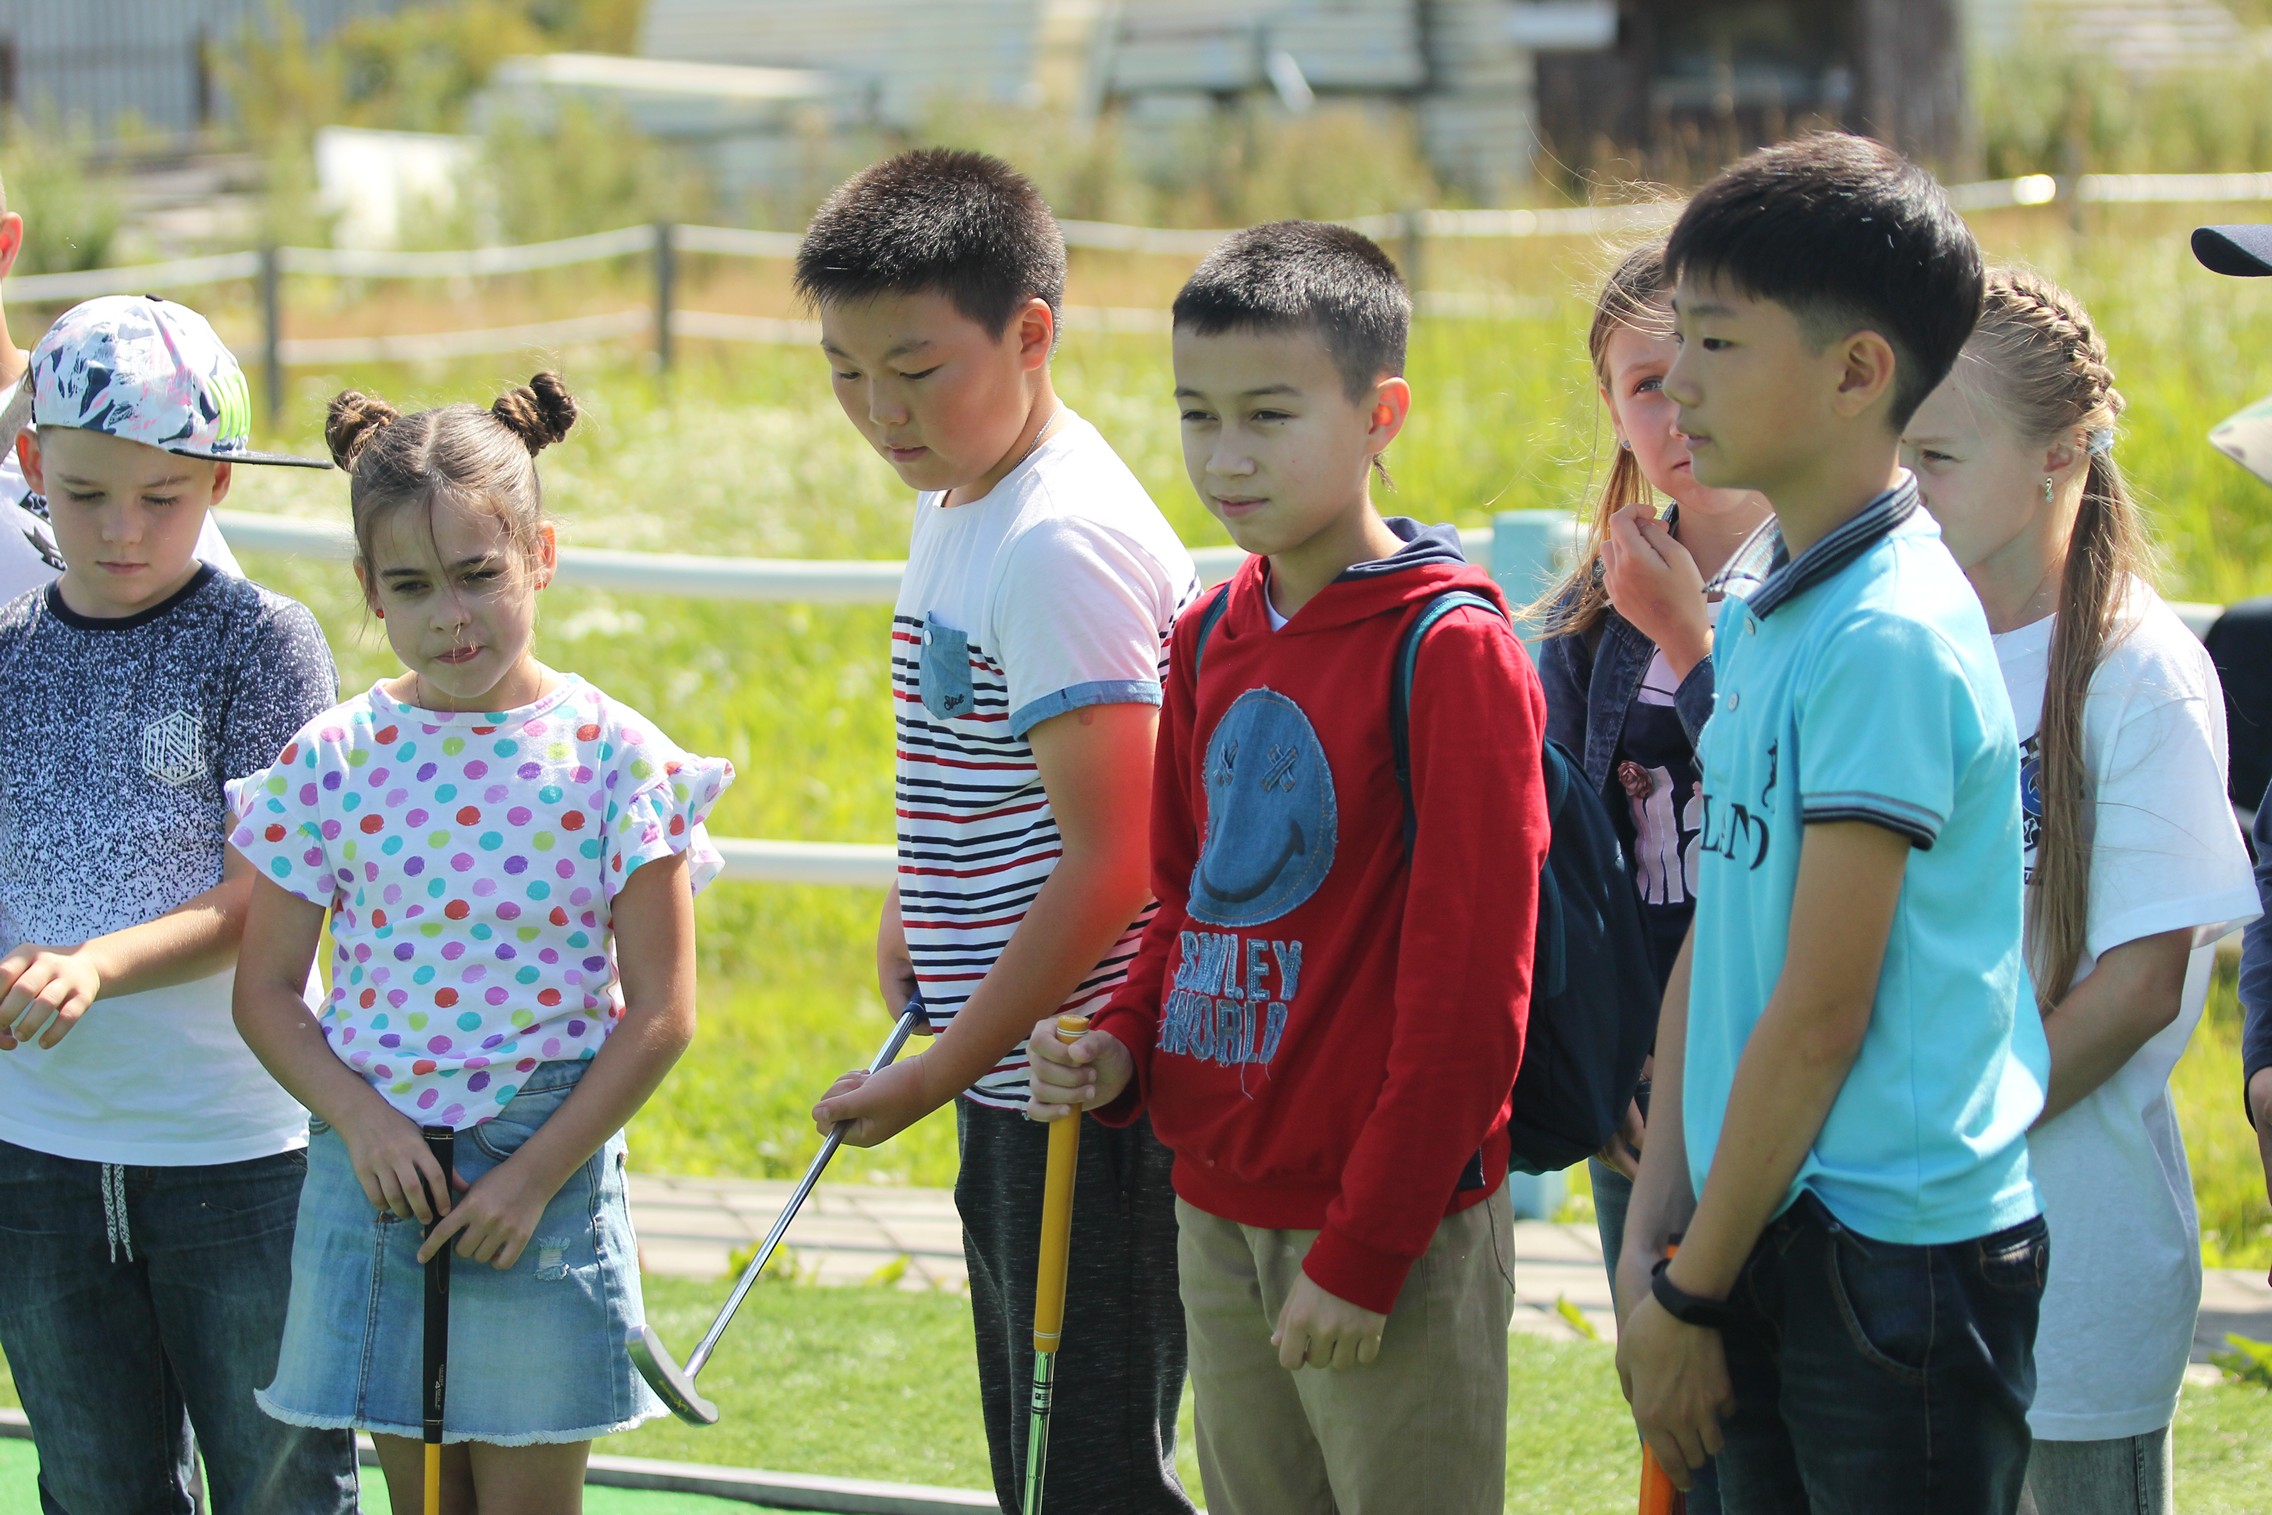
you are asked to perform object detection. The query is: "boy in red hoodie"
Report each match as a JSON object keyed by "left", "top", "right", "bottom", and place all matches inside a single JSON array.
[{"left": 1029, "top": 221, "right": 1548, "bottom": 1514}]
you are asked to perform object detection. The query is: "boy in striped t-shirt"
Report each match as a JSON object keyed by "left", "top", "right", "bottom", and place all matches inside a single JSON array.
[{"left": 801, "top": 150, "right": 1200, "bottom": 1515}]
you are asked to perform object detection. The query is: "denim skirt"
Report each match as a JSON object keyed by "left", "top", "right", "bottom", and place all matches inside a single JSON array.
[{"left": 257, "top": 1061, "right": 663, "bottom": 1444}]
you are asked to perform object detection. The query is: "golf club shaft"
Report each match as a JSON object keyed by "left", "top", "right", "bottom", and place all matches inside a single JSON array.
[
  {"left": 422, "top": 1124, "right": 455, "bottom": 1515},
  {"left": 681, "top": 1003, "right": 925, "bottom": 1379},
  {"left": 1022, "top": 1014, "right": 1090, "bottom": 1515}
]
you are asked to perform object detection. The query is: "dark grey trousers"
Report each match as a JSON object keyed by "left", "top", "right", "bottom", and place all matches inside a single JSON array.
[{"left": 955, "top": 1101, "right": 1195, "bottom": 1515}]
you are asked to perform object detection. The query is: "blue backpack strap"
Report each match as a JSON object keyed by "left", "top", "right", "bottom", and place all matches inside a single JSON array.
[
  {"left": 1389, "top": 589, "right": 1506, "bottom": 846},
  {"left": 1185, "top": 582, "right": 1235, "bottom": 677}
]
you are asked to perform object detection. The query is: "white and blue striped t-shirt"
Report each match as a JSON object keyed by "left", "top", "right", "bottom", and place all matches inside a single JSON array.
[{"left": 892, "top": 412, "right": 1196, "bottom": 1108}]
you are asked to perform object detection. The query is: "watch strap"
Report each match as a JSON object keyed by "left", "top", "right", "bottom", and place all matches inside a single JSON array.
[{"left": 1650, "top": 1256, "right": 1735, "bottom": 1331}]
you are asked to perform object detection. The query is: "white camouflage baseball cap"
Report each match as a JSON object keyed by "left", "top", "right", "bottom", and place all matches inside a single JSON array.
[{"left": 22, "top": 294, "right": 328, "bottom": 468}]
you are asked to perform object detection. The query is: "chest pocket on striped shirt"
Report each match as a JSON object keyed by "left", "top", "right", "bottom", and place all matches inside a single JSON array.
[{"left": 918, "top": 614, "right": 977, "bottom": 721}]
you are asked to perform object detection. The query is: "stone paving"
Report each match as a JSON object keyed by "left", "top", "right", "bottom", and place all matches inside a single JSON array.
[{"left": 631, "top": 1174, "right": 2272, "bottom": 1377}]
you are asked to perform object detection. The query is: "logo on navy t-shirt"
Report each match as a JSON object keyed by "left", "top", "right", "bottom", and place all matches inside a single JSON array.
[{"left": 141, "top": 710, "right": 206, "bottom": 786}]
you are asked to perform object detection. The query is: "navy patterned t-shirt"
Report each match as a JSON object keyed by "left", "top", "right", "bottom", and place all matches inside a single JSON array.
[{"left": 0, "top": 564, "right": 339, "bottom": 1164}]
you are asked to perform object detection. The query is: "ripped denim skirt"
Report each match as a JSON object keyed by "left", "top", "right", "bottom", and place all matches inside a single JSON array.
[{"left": 256, "top": 1060, "right": 663, "bottom": 1445}]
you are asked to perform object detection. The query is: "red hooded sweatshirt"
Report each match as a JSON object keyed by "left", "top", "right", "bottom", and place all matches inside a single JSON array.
[{"left": 1092, "top": 520, "right": 1549, "bottom": 1314}]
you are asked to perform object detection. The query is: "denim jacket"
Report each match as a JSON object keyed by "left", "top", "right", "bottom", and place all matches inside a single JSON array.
[{"left": 1536, "top": 510, "right": 1779, "bottom": 798}]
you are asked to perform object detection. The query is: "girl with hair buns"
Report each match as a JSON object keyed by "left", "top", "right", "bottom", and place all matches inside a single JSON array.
[
  {"left": 229, "top": 375, "right": 734, "bottom": 1507},
  {"left": 1905, "top": 271, "right": 2257, "bottom": 1515}
]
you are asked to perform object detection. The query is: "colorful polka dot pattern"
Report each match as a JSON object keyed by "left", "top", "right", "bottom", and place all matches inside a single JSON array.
[{"left": 227, "top": 675, "right": 733, "bottom": 1128}]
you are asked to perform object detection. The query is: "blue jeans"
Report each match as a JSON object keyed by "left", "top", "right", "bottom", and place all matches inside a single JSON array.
[
  {"left": 0, "top": 1140, "right": 357, "bottom": 1515},
  {"left": 1592, "top": 1157, "right": 1721, "bottom": 1515},
  {"left": 1716, "top": 1194, "right": 2047, "bottom": 1515}
]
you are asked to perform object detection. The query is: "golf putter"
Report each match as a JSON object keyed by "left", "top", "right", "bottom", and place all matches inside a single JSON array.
[
  {"left": 630, "top": 996, "right": 928, "bottom": 1424},
  {"left": 420, "top": 1125, "right": 455, "bottom": 1515},
  {"left": 1022, "top": 1013, "right": 1090, "bottom": 1515}
]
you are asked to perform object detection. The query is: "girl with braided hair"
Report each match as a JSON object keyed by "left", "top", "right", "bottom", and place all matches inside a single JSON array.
[
  {"left": 1905, "top": 271, "right": 2257, "bottom": 1515},
  {"left": 230, "top": 375, "right": 734, "bottom": 1509}
]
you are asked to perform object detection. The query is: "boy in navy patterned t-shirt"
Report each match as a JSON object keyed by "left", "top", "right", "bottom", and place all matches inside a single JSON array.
[{"left": 0, "top": 296, "right": 355, "bottom": 1513}]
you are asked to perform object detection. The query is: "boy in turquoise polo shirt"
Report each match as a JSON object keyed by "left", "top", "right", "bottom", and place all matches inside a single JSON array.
[{"left": 1614, "top": 134, "right": 2051, "bottom": 1515}]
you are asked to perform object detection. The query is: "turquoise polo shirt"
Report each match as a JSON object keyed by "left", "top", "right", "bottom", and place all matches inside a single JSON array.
[{"left": 1686, "top": 476, "right": 2047, "bottom": 1244}]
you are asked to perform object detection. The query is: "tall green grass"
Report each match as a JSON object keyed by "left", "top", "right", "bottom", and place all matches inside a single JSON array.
[{"left": 220, "top": 207, "right": 2272, "bottom": 1228}]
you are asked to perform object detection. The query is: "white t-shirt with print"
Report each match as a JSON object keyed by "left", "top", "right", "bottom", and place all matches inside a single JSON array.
[
  {"left": 1997, "top": 582, "right": 2260, "bottom": 1441},
  {"left": 892, "top": 410, "right": 1196, "bottom": 1108},
  {"left": 0, "top": 444, "right": 242, "bottom": 606}
]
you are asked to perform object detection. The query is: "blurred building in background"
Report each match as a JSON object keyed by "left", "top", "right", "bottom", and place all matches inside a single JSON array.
[
  {"left": 6, "top": 0, "right": 2265, "bottom": 232},
  {"left": 0, "top": 0, "right": 406, "bottom": 139},
  {"left": 1531, "top": 0, "right": 1963, "bottom": 182}
]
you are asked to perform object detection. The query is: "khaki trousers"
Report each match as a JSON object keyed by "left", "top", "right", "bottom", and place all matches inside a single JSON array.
[{"left": 1177, "top": 1191, "right": 1514, "bottom": 1515}]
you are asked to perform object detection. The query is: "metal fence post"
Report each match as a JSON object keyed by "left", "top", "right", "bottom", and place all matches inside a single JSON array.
[
  {"left": 1401, "top": 209, "right": 1426, "bottom": 300},
  {"left": 1489, "top": 509, "right": 1579, "bottom": 651},
  {"left": 653, "top": 221, "right": 676, "bottom": 373},
  {"left": 1495, "top": 505, "right": 1580, "bottom": 1221},
  {"left": 258, "top": 245, "right": 282, "bottom": 423}
]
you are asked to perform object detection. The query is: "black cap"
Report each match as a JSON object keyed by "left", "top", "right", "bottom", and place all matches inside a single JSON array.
[{"left": 2195, "top": 225, "right": 2272, "bottom": 276}]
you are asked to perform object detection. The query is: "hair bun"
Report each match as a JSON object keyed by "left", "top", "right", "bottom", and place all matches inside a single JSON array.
[
  {"left": 325, "top": 390, "right": 401, "bottom": 470},
  {"left": 491, "top": 372, "right": 578, "bottom": 455}
]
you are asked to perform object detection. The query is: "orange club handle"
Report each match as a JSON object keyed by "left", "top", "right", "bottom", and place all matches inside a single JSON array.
[
  {"left": 1030, "top": 1014, "right": 1089, "bottom": 1354},
  {"left": 1639, "top": 1450, "right": 1680, "bottom": 1515}
]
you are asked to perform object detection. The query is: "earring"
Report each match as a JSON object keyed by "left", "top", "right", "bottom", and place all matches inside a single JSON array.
[
  {"left": 374, "top": 607, "right": 384, "bottom": 619},
  {"left": 1618, "top": 438, "right": 1632, "bottom": 451},
  {"left": 2042, "top": 476, "right": 2054, "bottom": 503}
]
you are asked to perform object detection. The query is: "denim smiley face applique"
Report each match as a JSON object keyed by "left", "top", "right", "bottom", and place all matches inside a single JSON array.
[
  {"left": 1188, "top": 689, "right": 1338, "bottom": 928},
  {"left": 918, "top": 614, "right": 977, "bottom": 721}
]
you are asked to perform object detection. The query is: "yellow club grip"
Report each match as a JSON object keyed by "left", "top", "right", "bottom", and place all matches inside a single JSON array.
[{"left": 1030, "top": 1014, "right": 1090, "bottom": 1354}]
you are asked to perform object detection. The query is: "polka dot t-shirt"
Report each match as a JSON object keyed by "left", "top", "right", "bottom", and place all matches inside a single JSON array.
[{"left": 228, "top": 674, "right": 733, "bottom": 1127}]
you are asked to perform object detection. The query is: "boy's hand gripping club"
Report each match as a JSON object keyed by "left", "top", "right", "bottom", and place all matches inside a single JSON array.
[
  {"left": 420, "top": 1125, "right": 454, "bottom": 1515},
  {"left": 1022, "top": 1014, "right": 1090, "bottom": 1515},
  {"left": 629, "top": 998, "right": 927, "bottom": 1425},
  {"left": 1639, "top": 1239, "right": 1690, "bottom": 1515}
]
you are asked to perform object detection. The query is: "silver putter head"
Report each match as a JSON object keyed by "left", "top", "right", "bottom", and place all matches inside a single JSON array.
[{"left": 628, "top": 1323, "right": 719, "bottom": 1426}]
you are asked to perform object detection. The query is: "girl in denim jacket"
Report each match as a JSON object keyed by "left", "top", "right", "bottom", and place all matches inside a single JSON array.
[{"left": 1534, "top": 247, "right": 1773, "bottom": 1496}]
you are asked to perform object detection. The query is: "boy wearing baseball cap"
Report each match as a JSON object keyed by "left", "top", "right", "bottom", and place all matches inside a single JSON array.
[
  {"left": 0, "top": 175, "right": 242, "bottom": 604},
  {"left": 0, "top": 296, "right": 356, "bottom": 1512}
]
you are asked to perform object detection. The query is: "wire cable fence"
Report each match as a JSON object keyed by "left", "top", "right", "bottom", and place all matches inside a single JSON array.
[{"left": 12, "top": 168, "right": 2271, "bottom": 403}]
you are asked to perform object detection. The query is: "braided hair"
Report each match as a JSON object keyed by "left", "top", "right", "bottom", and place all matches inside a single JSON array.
[
  {"left": 1535, "top": 240, "right": 1673, "bottom": 637},
  {"left": 324, "top": 373, "right": 579, "bottom": 588},
  {"left": 1953, "top": 269, "right": 2145, "bottom": 1008}
]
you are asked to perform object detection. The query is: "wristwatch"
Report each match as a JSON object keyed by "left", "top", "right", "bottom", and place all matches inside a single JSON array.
[{"left": 1650, "top": 1257, "right": 1735, "bottom": 1331}]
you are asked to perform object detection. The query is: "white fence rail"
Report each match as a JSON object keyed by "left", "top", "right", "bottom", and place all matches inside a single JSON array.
[
  {"left": 213, "top": 515, "right": 1508, "bottom": 886},
  {"left": 9, "top": 251, "right": 262, "bottom": 303},
  {"left": 211, "top": 510, "right": 1442, "bottom": 601},
  {"left": 220, "top": 505, "right": 2224, "bottom": 886}
]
